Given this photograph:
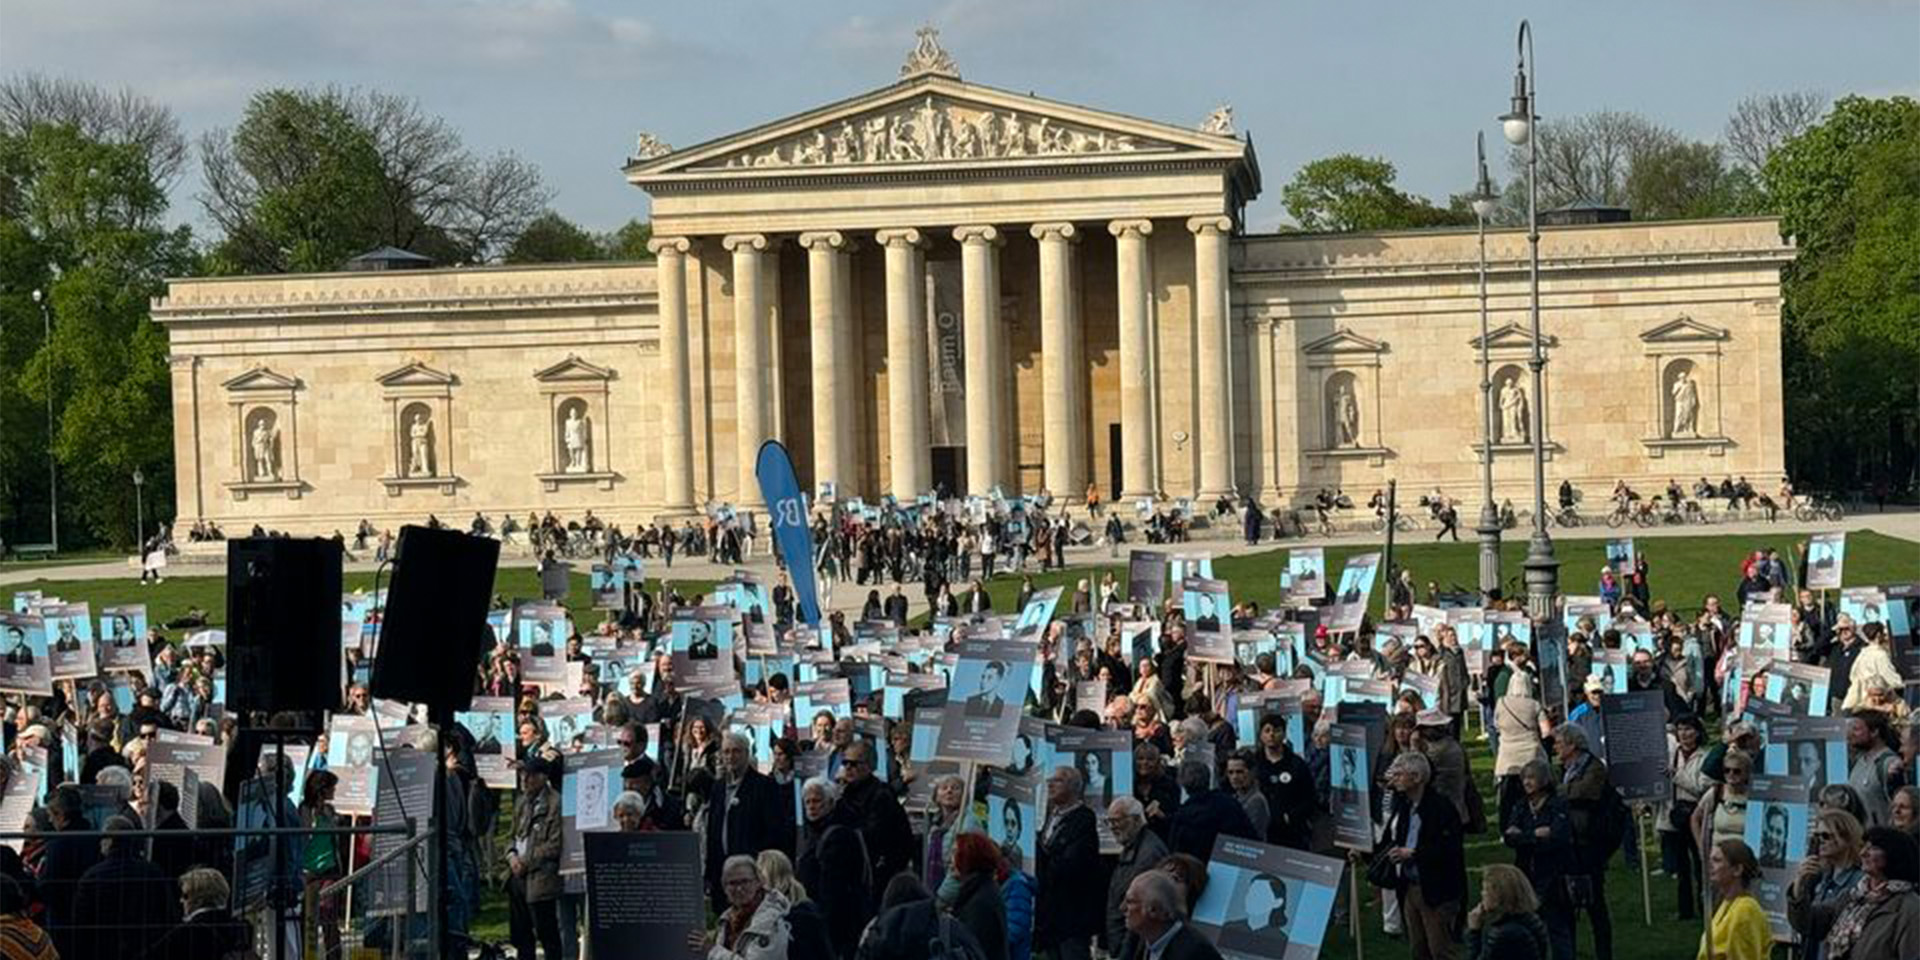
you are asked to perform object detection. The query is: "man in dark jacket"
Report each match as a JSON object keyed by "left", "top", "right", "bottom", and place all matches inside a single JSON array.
[
  {"left": 707, "top": 732, "right": 796, "bottom": 911},
  {"left": 1251, "top": 714, "right": 1316, "bottom": 850},
  {"left": 859, "top": 875, "right": 986, "bottom": 960},
  {"left": 1133, "top": 744, "right": 1181, "bottom": 840},
  {"left": 35, "top": 785, "right": 102, "bottom": 960},
  {"left": 144, "top": 867, "right": 253, "bottom": 960},
  {"left": 1167, "top": 761, "right": 1257, "bottom": 862},
  {"left": 1119, "top": 870, "right": 1224, "bottom": 960},
  {"left": 1382, "top": 751, "right": 1466, "bottom": 960},
  {"left": 1035, "top": 766, "right": 1104, "bottom": 960},
  {"left": 836, "top": 741, "right": 913, "bottom": 904},
  {"left": 70, "top": 816, "right": 179, "bottom": 959}
]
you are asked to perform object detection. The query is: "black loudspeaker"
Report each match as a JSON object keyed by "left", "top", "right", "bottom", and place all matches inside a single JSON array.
[
  {"left": 371, "top": 525, "right": 500, "bottom": 714},
  {"left": 227, "top": 537, "right": 345, "bottom": 714}
]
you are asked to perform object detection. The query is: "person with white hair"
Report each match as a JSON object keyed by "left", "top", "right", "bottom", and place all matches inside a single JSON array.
[
  {"left": 794, "top": 775, "right": 868, "bottom": 958},
  {"left": 704, "top": 731, "right": 793, "bottom": 913},
  {"left": 1037, "top": 765, "right": 1102, "bottom": 960},
  {"left": 1121, "top": 870, "right": 1223, "bottom": 960},
  {"left": 1382, "top": 750, "right": 1467, "bottom": 960},
  {"left": 1104, "top": 794, "right": 1170, "bottom": 955},
  {"left": 688, "top": 854, "right": 791, "bottom": 960}
]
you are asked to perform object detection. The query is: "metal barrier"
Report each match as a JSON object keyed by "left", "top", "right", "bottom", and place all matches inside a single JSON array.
[{"left": 0, "top": 819, "right": 433, "bottom": 960}]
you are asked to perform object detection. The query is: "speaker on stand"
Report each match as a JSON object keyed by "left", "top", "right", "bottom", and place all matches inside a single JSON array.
[{"left": 367, "top": 525, "right": 500, "bottom": 958}]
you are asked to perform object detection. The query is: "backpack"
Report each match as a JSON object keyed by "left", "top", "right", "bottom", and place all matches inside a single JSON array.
[{"left": 929, "top": 912, "right": 986, "bottom": 960}]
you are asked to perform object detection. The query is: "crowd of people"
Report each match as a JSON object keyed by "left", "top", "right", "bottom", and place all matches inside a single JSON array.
[{"left": 0, "top": 516, "right": 1912, "bottom": 960}]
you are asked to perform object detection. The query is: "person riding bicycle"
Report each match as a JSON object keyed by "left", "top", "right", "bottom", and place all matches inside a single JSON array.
[
  {"left": 1665, "top": 479, "right": 1686, "bottom": 505},
  {"left": 1368, "top": 488, "right": 1388, "bottom": 518},
  {"left": 1558, "top": 479, "right": 1577, "bottom": 512}
]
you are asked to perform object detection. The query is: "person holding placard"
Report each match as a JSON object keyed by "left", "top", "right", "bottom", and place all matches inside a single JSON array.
[{"left": 1787, "top": 809, "right": 1865, "bottom": 960}]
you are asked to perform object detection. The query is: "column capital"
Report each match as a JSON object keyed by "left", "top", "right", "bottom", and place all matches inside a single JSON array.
[
  {"left": 1029, "top": 222, "right": 1079, "bottom": 243},
  {"left": 646, "top": 236, "right": 691, "bottom": 257},
  {"left": 721, "top": 233, "right": 769, "bottom": 253},
  {"left": 797, "top": 230, "right": 848, "bottom": 252},
  {"left": 874, "top": 228, "right": 928, "bottom": 249},
  {"left": 1186, "top": 215, "right": 1234, "bottom": 236},
  {"left": 952, "top": 224, "right": 1003, "bottom": 246},
  {"left": 1108, "top": 219, "right": 1154, "bottom": 238}
]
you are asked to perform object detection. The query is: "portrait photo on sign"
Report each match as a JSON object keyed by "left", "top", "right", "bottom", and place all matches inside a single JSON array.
[
  {"left": 983, "top": 771, "right": 1039, "bottom": 869},
  {"left": 0, "top": 614, "right": 52, "bottom": 695},
  {"left": 1192, "top": 836, "right": 1343, "bottom": 960},
  {"left": 1805, "top": 533, "right": 1846, "bottom": 590},
  {"left": 1287, "top": 549, "right": 1325, "bottom": 600}
]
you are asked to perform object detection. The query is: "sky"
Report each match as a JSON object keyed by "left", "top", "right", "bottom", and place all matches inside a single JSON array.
[{"left": 5, "top": 0, "right": 1917, "bottom": 234}]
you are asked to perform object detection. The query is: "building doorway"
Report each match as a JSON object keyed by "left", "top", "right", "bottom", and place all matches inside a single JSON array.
[
  {"left": 1107, "top": 424, "right": 1123, "bottom": 501},
  {"left": 931, "top": 447, "right": 965, "bottom": 498}
]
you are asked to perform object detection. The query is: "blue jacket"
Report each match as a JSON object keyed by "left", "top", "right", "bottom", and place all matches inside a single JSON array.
[{"left": 1003, "top": 870, "right": 1035, "bottom": 960}]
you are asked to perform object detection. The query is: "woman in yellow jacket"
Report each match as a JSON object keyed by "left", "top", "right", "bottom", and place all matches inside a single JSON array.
[{"left": 1700, "top": 839, "right": 1770, "bottom": 960}]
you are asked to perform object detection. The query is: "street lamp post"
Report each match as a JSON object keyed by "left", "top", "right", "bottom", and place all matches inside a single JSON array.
[
  {"left": 28, "top": 289, "right": 59, "bottom": 554},
  {"left": 1499, "top": 19, "right": 1560, "bottom": 620},
  {"left": 133, "top": 468, "right": 146, "bottom": 554},
  {"left": 1470, "top": 133, "right": 1502, "bottom": 602}
]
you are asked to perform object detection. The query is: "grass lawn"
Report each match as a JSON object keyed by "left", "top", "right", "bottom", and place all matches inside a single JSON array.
[{"left": 10, "top": 529, "right": 1914, "bottom": 954}]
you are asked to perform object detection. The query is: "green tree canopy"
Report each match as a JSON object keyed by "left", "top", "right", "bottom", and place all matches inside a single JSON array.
[
  {"left": 201, "top": 87, "right": 552, "bottom": 273},
  {"left": 505, "top": 210, "right": 604, "bottom": 264},
  {"left": 1280, "top": 154, "right": 1471, "bottom": 232},
  {"left": 1763, "top": 96, "right": 1920, "bottom": 489},
  {"left": 0, "top": 107, "right": 195, "bottom": 549}
]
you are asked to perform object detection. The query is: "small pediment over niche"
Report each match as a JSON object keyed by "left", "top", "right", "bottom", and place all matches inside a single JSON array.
[
  {"left": 1302, "top": 328, "right": 1388, "bottom": 357},
  {"left": 376, "top": 361, "right": 456, "bottom": 388},
  {"left": 1468, "top": 322, "right": 1559, "bottom": 351},
  {"left": 221, "top": 366, "right": 300, "bottom": 392},
  {"left": 534, "top": 355, "right": 615, "bottom": 383},
  {"left": 1640, "top": 315, "right": 1729, "bottom": 344}
]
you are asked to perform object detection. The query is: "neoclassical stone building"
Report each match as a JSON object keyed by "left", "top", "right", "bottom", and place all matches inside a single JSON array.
[{"left": 155, "top": 33, "right": 1793, "bottom": 533}]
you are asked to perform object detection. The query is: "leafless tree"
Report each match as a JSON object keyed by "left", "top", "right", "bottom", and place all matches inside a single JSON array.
[
  {"left": 0, "top": 73, "right": 188, "bottom": 188},
  {"left": 1724, "top": 91, "right": 1828, "bottom": 174},
  {"left": 1509, "top": 109, "right": 1678, "bottom": 210},
  {"left": 445, "top": 152, "right": 551, "bottom": 263}
]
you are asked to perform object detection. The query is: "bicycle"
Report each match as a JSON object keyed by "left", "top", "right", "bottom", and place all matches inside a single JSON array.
[
  {"left": 1552, "top": 506, "right": 1585, "bottom": 529},
  {"left": 1793, "top": 494, "right": 1845, "bottom": 523},
  {"left": 1371, "top": 512, "right": 1420, "bottom": 534}
]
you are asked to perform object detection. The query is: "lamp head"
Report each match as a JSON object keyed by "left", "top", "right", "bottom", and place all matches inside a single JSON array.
[
  {"left": 31, "top": 289, "right": 43, "bottom": 305},
  {"left": 1500, "top": 72, "right": 1532, "bottom": 146},
  {"left": 1470, "top": 132, "right": 1498, "bottom": 220}
]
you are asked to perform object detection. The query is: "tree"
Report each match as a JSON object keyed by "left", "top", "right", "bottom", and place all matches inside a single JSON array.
[
  {"left": 603, "top": 219, "right": 655, "bottom": 260},
  {"left": 1763, "top": 96, "right": 1920, "bottom": 490},
  {"left": 505, "top": 211, "right": 603, "bottom": 264},
  {"left": 1280, "top": 154, "right": 1471, "bottom": 232},
  {"left": 1512, "top": 109, "right": 1677, "bottom": 210},
  {"left": 1624, "top": 140, "right": 1761, "bottom": 220},
  {"left": 200, "top": 87, "right": 551, "bottom": 273},
  {"left": 0, "top": 112, "right": 195, "bottom": 550},
  {"left": 0, "top": 73, "right": 189, "bottom": 188},
  {"left": 1725, "top": 91, "right": 1828, "bottom": 176}
]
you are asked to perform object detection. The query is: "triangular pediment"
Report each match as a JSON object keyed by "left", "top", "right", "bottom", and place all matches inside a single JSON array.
[
  {"left": 1469, "top": 322, "right": 1560, "bottom": 351},
  {"left": 1640, "top": 315, "right": 1729, "bottom": 343},
  {"left": 1302, "top": 328, "right": 1388, "bottom": 356},
  {"left": 376, "top": 361, "right": 455, "bottom": 387},
  {"left": 534, "top": 355, "right": 614, "bottom": 382},
  {"left": 627, "top": 74, "right": 1246, "bottom": 181},
  {"left": 221, "top": 366, "right": 300, "bottom": 391}
]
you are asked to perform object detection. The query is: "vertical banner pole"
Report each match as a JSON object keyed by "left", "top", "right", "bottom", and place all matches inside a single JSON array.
[
  {"left": 1348, "top": 856, "right": 1365, "bottom": 960},
  {"left": 1640, "top": 806, "right": 1654, "bottom": 925}
]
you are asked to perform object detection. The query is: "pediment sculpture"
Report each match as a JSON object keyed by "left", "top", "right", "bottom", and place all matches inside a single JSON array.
[{"left": 707, "top": 95, "right": 1171, "bottom": 170}]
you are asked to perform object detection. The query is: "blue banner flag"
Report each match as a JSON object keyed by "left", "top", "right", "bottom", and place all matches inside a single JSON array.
[{"left": 755, "top": 441, "right": 821, "bottom": 627}]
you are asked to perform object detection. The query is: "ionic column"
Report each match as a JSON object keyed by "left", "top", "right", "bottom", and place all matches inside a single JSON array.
[
  {"left": 1190, "top": 216, "right": 1234, "bottom": 499},
  {"left": 877, "top": 229, "right": 931, "bottom": 498},
  {"left": 648, "top": 237, "right": 695, "bottom": 512},
  {"left": 1032, "top": 222, "right": 1084, "bottom": 500},
  {"left": 799, "top": 231, "right": 853, "bottom": 493},
  {"left": 1110, "top": 218, "right": 1156, "bottom": 499},
  {"left": 953, "top": 225, "right": 1005, "bottom": 495},
  {"left": 723, "top": 233, "right": 770, "bottom": 507}
]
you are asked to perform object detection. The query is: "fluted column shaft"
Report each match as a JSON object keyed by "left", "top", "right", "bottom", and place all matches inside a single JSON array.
[
  {"left": 954, "top": 225, "right": 1005, "bottom": 495},
  {"left": 878, "top": 229, "right": 931, "bottom": 499},
  {"left": 648, "top": 237, "right": 695, "bottom": 512},
  {"left": 724, "top": 234, "right": 770, "bottom": 508},
  {"left": 1190, "top": 216, "right": 1234, "bottom": 499},
  {"left": 1111, "top": 219, "right": 1156, "bottom": 499},
  {"left": 800, "top": 231, "right": 854, "bottom": 494},
  {"left": 1033, "top": 223, "right": 1084, "bottom": 499}
]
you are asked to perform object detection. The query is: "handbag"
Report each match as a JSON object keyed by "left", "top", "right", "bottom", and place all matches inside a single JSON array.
[{"left": 1365, "top": 846, "right": 1405, "bottom": 891}]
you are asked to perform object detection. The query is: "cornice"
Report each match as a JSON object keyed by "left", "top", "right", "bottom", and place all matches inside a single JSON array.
[
  {"left": 1229, "top": 245, "right": 1794, "bottom": 284},
  {"left": 641, "top": 156, "right": 1239, "bottom": 195},
  {"left": 154, "top": 285, "right": 657, "bottom": 324}
]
